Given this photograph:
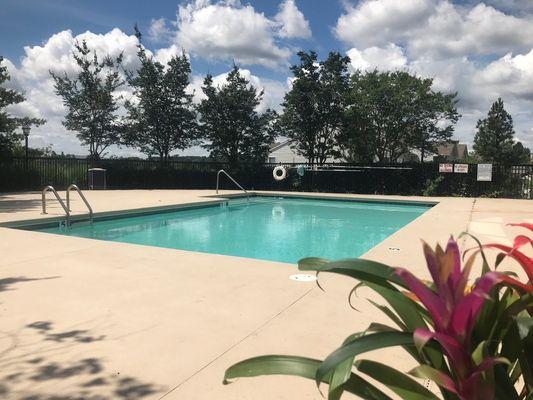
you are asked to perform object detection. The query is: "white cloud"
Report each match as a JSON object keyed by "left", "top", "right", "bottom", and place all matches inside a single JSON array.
[
  {"left": 473, "top": 49, "right": 533, "bottom": 102},
  {"left": 465, "top": 0, "right": 533, "bottom": 15},
  {"left": 148, "top": 18, "right": 172, "bottom": 43},
  {"left": 335, "top": 0, "right": 435, "bottom": 50},
  {"left": 274, "top": 0, "right": 311, "bottom": 39},
  {"left": 335, "top": 0, "right": 533, "bottom": 59},
  {"left": 174, "top": 0, "right": 293, "bottom": 68},
  {"left": 347, "top": 44, "right": 407, "bottom": 72},
  {"left": 154, "top": 44, "right": 185, "bottom": 66}
]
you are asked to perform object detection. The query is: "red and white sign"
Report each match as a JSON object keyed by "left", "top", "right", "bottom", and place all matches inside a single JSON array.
[
  {"left": 439, "top": 163, "right": 453, "bottom": 173},
  {"left": 454, "top": 164, "right": 469, "bottom": 174}
]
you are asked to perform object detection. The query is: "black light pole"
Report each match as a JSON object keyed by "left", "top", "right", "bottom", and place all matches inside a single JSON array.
[
  {"left": 22, "top": 124, "right": 30, "bottom": 162},
  {"left": 22, "top": 125, "right": 31, "bottom": 191}
]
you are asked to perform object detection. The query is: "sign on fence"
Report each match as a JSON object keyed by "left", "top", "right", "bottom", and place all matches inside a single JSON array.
[
  {"left": 439, "top": 163, "right": 453, "bottom": 173},
  {"left": 454, "top": 164, "right": 469, "bottom": 174},
  {"left": 477, "top": 164, "right": 493, "bottom": 182}
]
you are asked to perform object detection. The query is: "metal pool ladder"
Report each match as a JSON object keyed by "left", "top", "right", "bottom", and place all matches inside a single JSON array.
[
  {"left": 42, "top": 185, "right": 70, "bottom": 226},
  {"left": 66, "top": 184, "right": 93, "bottom": 224},
  {"left": 216, "top": 169, "right": 248, "bottom": 199},
  {"left": 42, "top": 184, "right": 94, "bottom": 226}
]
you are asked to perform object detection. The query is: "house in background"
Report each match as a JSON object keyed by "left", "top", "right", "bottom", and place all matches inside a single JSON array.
[
  {"left": 267, "top": 140, "right": 341, "bottom": 163},
  {"left": 268, "top": 139, "right": 469, "bottom": 164},
  {"left": 434, "top": 141, "right": 469, "bottom": 161},
  {"left": 398, "top": 141, "right": 469, "bottom": 163}
]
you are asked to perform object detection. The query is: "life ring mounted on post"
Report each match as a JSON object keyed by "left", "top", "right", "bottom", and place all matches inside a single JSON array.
[{"left": 273, "top": 165, "right": 287, "bottom": 181}]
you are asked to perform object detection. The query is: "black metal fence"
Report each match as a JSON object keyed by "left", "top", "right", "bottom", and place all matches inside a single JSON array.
[{"left": 0, "top": 157, "right": 532, "bottom": 199}]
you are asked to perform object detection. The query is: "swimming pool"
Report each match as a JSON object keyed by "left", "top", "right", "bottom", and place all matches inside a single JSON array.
[{"left": 34, "top": 196, "right": 432, "bottom": 264}]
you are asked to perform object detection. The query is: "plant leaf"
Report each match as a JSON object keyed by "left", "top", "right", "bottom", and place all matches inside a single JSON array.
[
  {"left": 367, "top": 300, "right": 408, "bottom": 331},
  {"left": 460, "top": 232, "right": 491, "bottom": 274},
  {"left": 299, "top": 257, "right": 407, "bottom": 288},
  {"left": 356, "top": 359, "right": 440, "bottom": 400},
  {"left": 224, "top": 355, "right": 394, "bottom": 400},
  {"left": 364, "top": 282, "right": 430, "bottom": 331},
  {"left": 409, "top": 365, "right": 457, "bottom": 394},
  {"left": 298, "top": 257, "right": 330, "bottom": 269},
  {"left": 316, "top": 331, "right": 415, "bottom": 385}
]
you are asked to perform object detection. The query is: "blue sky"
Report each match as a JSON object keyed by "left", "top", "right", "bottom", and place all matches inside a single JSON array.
[
  {"left": 1, "top": 0, "right": 533, "bottom": 156},
  {"left": 1, "top": 0, "right": 345, "bottom": 81}
]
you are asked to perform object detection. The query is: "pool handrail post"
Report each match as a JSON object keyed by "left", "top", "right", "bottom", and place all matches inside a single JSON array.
[
  {"left": 42, "top": 185, "right": 70, "bottom": 226},
  {"left": 216, "top": 169, "right": 248, "bottom": 199},
  {"left": 66, "top": 184, "right": 94, "bottom": 224}
]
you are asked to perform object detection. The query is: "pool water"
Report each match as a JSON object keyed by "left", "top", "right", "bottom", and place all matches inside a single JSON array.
[{"left": 37, "top": 196, "right": 432, "bottom": 264}]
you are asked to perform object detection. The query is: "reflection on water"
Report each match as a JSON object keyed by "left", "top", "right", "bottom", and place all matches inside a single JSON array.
[{"left": 39, "top": 197, "right": 431, "bottom": 264}]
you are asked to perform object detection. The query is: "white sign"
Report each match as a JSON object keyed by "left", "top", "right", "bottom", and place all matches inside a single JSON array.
[
  {"left": 477, "top": 164, "right": 493, "bottom": 182},
  {"left": 454, "top": 164, "right": 469, "bottom": 174},
  {"left": 439, "top": 163, "right": 453, "bottom": 173}
]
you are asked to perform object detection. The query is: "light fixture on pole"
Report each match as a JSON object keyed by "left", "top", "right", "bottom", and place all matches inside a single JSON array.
[{"left": 22, "top": 124, "right": 30, "bottom": 160}]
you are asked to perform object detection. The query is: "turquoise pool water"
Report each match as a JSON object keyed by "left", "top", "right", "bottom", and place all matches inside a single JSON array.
[{"left": 36, "top": 196, "right": 431, "bottom": 264}]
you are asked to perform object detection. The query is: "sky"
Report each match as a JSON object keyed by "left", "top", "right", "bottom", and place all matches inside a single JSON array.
[{"left": 1, "top": 0, "right": 533, "bottom": 157}]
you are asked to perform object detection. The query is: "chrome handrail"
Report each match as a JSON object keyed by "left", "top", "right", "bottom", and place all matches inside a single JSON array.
[
  {"left": 42, "top": 185, "right": 70, "bottom": 225},
  {"left": 216, "top": 169, "right": 248, "bottom": 197},
  {"left": 66, "top": 184, "right": 93, "bottom": 223}
]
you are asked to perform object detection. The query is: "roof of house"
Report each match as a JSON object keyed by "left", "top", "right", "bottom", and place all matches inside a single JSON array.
[
  {"left": 269, "top": 140, "right": 291, "bottom": 152},
  {"left": 437, "top": 141, "right": 468, "bottom": 159}
]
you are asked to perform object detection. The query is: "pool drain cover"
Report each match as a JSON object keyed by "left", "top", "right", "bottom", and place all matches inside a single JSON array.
[{"left": 289, "top": 274, "right": 317, "bottom": 282}]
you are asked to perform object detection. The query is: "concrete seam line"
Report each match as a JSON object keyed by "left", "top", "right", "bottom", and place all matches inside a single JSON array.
[
  {"left": 459, "top": 198, "right": 476, "bottom": 249},
  {"left": 158, "top": 287, "right": 316, "bottom": 399}
]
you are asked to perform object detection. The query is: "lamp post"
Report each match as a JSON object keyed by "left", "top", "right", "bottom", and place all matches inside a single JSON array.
[{"left": 22, "top": 124, "right": 31, "bottom": 161}]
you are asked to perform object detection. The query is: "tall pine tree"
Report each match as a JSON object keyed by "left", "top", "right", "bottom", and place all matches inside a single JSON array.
[{"left": 473, "top": 98, "right": 519, "bottom": 164}]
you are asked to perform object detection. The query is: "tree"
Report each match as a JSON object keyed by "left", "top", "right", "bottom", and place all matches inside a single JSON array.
[
  {"left": 473, "top": 98, "right": 517, "bottom": 164},
  {"left": 50, "top": 41, "right": 123, "bottom": 159},
  {"left": 197, "top": 66, "right": 277, "bottom": 168},
  {"left": 0, "top": 56, "right": 45, "bottom": 157},
  {"left": 340, "top": 70, "right": 459, "bottom": 163},
  {"left": 408, "top": 81, "right": 459, "bottom": 162},
  {"left": 123, "top": 28, "right": 197, "bottom": 161},
  {"left": 511, "top": 141, "right": 531, "bottom": 164},
  {"left": 280, "top": 51, "right": 350, "bottom": 164}
]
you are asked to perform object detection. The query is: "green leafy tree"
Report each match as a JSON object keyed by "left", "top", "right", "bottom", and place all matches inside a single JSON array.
[
  {"left": 473, "top": 98, "right": 517, "bottom": 164},
  {"left": 408, "top": 81, "right": 459, "bottom": 162},
  {"left": 511, "top": 141, "right": 531, "bottom": 164},
  {"left": 198, "top": 66, "right": 277, "bottom": 168},
  {"left": 50, "top": 41, "right": 124, "bottom": 159},
  {"left": 123, "top": 28, "right": 197, "bottom": 162},
  {"left": 0, "top": 56, "right": 45, "bottom": 157},
  {"left": 340, "top": 70, "right": 459, "bottom": 163},
  {"left": 280, "top": 51, "right": 350, "bottom": 164}
]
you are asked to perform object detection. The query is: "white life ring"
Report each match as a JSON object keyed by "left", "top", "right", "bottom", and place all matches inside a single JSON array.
[{"left": 273, "top": 165, "right": 287, "bottom": 181}]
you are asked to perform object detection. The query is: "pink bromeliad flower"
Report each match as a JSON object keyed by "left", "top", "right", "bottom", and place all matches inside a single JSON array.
[
  {"left": 482, "top": 222, "right": 533, "bottom": 284},
  {"left": 395, "top": 238, "right": 510, "bottom": 400}
]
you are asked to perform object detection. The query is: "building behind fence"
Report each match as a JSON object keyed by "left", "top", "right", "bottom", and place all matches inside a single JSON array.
[{"left": 0, "top": 157, "right": 532, "bottom": 199}]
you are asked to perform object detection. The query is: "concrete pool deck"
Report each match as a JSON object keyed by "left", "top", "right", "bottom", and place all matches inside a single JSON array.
[{"left": 0, "top": 190, "right": 531, "bottom": 399}]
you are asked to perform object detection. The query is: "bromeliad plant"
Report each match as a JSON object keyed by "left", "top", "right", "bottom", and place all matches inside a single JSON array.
[{"left": 224, "top": 224, "right": 533, "bottom": 400}]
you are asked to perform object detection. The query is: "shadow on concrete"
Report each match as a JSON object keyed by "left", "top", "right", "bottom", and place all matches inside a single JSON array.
[
  {"left": 0, "top": 321, "right": 163, "bottom": 400},
  {"left": 0, "top": 277, "right": 60, "bottom": 292},
  {"left": 27, "top": 321, "right": 106, "bottom": 344},
  {"left": 0, "top": 194, "right": 43, "bottom": 214}
]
